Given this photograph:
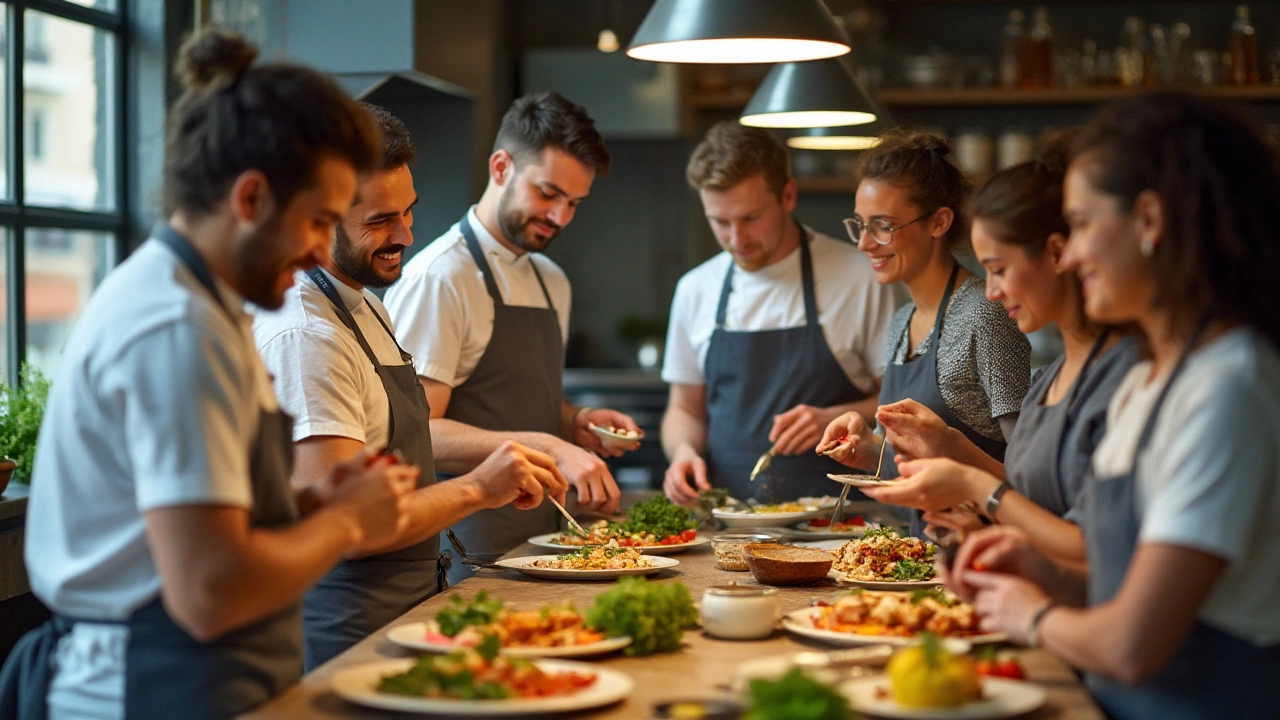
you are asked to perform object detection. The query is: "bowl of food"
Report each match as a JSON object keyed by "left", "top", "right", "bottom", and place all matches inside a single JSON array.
[
  {"left": 711, "top": 533, "right": 787, "bottom": 571},
  {"left": 587, "top": 423, "right": 643, "bottom": 450},
  {"left": 743, "top": 543, "right": 834, "bottom": 586}
]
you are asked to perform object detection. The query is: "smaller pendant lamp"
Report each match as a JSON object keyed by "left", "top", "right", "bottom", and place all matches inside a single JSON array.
[{"left": 741, "top": 59, "right": 879, "bottom": 129}]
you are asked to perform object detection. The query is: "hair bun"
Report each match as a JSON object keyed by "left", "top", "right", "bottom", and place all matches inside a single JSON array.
[
  {"left": 912, "top": 132, "right": 953, "bottom": 158},
  {"left": 1033, "top": 129, "right": 1075, "bottom": 176},
  {"left": 177, "top": 27, "right": 258, "bottom": 92}
]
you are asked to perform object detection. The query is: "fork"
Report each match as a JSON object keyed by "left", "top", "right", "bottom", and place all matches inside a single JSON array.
[{"left": 828, "top": 434, "right": 889, "bottom": 529}]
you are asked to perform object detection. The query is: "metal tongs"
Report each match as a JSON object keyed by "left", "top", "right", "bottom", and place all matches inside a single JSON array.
[
  {"left": 445, "top": 529, "right": 506, "bottom": 570},
  {"left": 828, "top": 432, "right": 889, "bottom": 529}
]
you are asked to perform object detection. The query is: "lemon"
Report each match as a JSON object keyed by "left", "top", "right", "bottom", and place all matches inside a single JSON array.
[{"left": 886, "top": 634, "right": 981, "bottom": 708}]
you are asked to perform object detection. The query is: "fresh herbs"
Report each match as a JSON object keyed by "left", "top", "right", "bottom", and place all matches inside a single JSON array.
[
  {"left": 377, "top": 634, "right": 519, "bottom": 700},
  {"left": 558, "top": 546, "right": 628, "bottom": 560},
  {"left": 435, "top": 591, "right": 505, "bottom": 637},
  {"left": 585, "top": 577, "right": 697, "bottom": 656},
  {"left": 890, "top": 558, "right": 936, "bottom": 582},
  {"left": 862, "top": 526, "right": 898, "bottom": 540},
  {"left": 613, "top": 495, "right": 696, "bottom": 539},
  {"left": 0, "top": 365, "right": 51, "bottom": 484},
  {"left": 909, "top": 588, "right": 954, "bottom": 606},
  {"left": 743, "top": 667, "right": 854, "bottom": 720}
]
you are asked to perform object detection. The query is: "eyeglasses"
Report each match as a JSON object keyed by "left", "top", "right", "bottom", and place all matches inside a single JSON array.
[{"left": 843, "top": 210, "right": 936, "bottom": 245}]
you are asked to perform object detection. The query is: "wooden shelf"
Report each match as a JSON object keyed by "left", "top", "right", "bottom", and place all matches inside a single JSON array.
[
  {"left": 876, "top": 85, "right": 1280, "bottom": 107},
  {"left": 795, "top": 176, "right": 856, "bottom": 194}
]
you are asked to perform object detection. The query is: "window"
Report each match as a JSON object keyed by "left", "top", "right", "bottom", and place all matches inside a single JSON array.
[{"left": 0, "top": 0, "right": 126, "bottom": 383}]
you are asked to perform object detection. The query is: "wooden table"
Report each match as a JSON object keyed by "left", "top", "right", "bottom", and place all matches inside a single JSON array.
[{"left": 245, "top": 541, "right": 1103, "bottom": 719}]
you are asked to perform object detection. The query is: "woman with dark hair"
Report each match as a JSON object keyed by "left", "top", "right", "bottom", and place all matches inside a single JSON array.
[
  {"left": 820, "top": 131, "right": 1030, "bottom": 535},
  {"left": 948, "top": 92, "right": 1280, "bottom": 719},
  {"left": 857, "top": 136, "right": 1141, "bottom": 563},
  {"left": 0, "top": 28, "right": 417, "bottom": 720}
]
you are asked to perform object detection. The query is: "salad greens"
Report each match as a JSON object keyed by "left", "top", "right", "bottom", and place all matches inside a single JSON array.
[
  {"left": 909, "top": 588, "right": 956, "bottom": 606},
  {"left": 557, "top": 546, "right": 631, "bottom": 560},
  {"left": 378, "top": 635, "right": 517, "bottom": 699},
  {"left": 435, "top": 591, "right": 505, "bottom": 637},
  {"left": 585, "top": 577, "right": 697, "bottom": 656},
  {"left": 861, "top": 526, "right": 899, "bottom": 540},
  {"left": 890, "top": 558, "right": 936, "bottom": 582},
  {"left": 743, "top": 667, "right": 854, "bottom": 720},
  {"left": 613, "top": 495, "right": 696, "bottom": 539}
]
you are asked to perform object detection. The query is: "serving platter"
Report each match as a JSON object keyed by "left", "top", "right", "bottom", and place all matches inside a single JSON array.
[
  {"left": 840, "top": 676, "right": 1046, "bottom": 719},
  {"left": 781, "top": 608, "right": 1007, "bottom": 648},
  {"left": 493, "top": 554, "right": 679, "bottom": 580}
]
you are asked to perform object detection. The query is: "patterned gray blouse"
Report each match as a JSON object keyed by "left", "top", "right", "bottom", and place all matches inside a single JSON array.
[{"left": 885, "top": 275, "right": 1031, "bottom": 442}]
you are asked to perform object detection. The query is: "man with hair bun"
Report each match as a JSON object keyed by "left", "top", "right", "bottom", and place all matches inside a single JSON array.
[
  {"left": 386, "top": 92, "right": 638, "bottom": 580},
  {"left": 253, "top": 103, "right": 568, "bottom": 670},
  {"left": 661, "top": 121, "right": 901, "bottom": 505},
  {"left": 1, "top": 28, "right": 414, "bottom": 719}
]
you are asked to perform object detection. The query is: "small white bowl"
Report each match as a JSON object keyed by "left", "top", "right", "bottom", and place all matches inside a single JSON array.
[{"left": 588, "top": 423, "right": 644, "bottom": 450}]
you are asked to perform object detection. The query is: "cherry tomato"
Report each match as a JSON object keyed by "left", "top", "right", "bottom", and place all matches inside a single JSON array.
[{"left": 995, "top": 659, "right": 1025, "bottom": 680}]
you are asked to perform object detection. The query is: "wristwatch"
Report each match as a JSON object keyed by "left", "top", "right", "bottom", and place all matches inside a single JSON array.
[{"left": 984, "top": 481, "right": 1012, "bottom": 519}]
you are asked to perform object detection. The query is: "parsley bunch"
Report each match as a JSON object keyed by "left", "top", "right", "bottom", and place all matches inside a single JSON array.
[
  {"left": 585, "top": 577, "right": 697, "bottom": 656},
  {"left": 612, "top": 495, "right": 696, "bottom": 539},
  {"left": 744, "top": 668, "right": 853, "bottom": 720}
]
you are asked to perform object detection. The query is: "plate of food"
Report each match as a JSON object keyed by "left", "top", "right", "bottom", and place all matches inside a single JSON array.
[
  {"left": 791, "top": 515, "right": 877, "bottom": 539},
  {"left": 781, "top": 589, "right": 1007, "bottom": 647},
  {"left": 494, "top": 545, "right": 679, "bottom": 580},
  {"left": 332, "top": 637, "right": 633, "bottom": 715},
  {"left": 840, "top": 676, "right": 1044, "bottom": 719},
  {"left": 830, "top": 529, "right": 938, "bottom": 588},
  {"left": 828, "top": 473, "right": 903, "bottom": 488},
  {"left": 386, "top": 592, "right": 632, "bottom": 658},
  {"left": 713, "top": 497, "right": 838, "bottom": 528},
  {"left": 528, "top": 496, "right": 708, "bottom": 555}
]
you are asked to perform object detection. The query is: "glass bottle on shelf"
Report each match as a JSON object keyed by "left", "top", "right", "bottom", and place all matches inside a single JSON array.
[
  {"left": 999, "top": 9, "right": 1027, "bottom": 88},
  {"left": 1227, "top": 4, "right": 1259, "bottom": 86},
  {"left": 1118, "top": 16, "right": 1148, "bottom": 88},
  {"left": 1026, "top": 7, "right": 1056, "bottom": 88},
  {"left": 1081, "top": 38, "right": 1099, "bottom": 86}
]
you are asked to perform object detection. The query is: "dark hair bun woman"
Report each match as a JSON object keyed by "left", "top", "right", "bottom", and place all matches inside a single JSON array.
[{"left": 176, "top": 27, "right": 259, "bottom": 91}]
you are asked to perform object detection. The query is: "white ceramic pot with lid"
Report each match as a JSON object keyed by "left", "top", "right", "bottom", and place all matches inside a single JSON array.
[{"left": 700, "top": 583, "right": 781, "bottom": 640}]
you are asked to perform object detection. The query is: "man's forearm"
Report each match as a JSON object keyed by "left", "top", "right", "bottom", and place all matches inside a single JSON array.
[
  {"left": 351, "top": 475, "right": 487, "bottom": 556},
  {"left": 661, "top": 405, "right": 707, "bottom": 460},
  {"left": 429, "top": 417, "right": 554, "bottom": 475}
]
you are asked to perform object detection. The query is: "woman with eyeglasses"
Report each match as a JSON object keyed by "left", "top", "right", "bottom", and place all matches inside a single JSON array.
[
  {"left": 855, "top": 135, "right": 1141, "bottom": 564},
  {"left": 819, "top": 131, "right": 1029, "bottom": 535},
  {"left": 944, "top": 91, "right": 1280, "bottom": 720}
]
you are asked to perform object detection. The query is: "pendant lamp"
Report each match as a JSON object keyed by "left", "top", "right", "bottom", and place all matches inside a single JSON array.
[
  {"left": 740, "top": 59, "right": 878, "bottom": 129},
  {"left": 786, "top": 114, "right": 894, "bottom": 150},
  {"left": 627, "top": 0, "right": 851, "bottom": 65}
]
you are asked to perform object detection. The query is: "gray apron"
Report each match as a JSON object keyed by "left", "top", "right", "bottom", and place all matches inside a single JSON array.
[
  {"left": 442, "top": 215, "right": 560, "bottom": 584},
  {"left": 1082, "top": 321, "right": 1280, "bottom": 720},
  {"left": 1003, "top": 330, "right": 1111, "bottom": 518},
  {"left": 878, "top": 265, "right": 1007, "bottom": 536},
  {"left": 301, "top": 268, "right": 442, "bottom": 670},
  {"left": 0, "top": 224, "right": 304, "bottom": 720},
  {"left": 704, "top": 223, "right": 871, "bottom": 502}
]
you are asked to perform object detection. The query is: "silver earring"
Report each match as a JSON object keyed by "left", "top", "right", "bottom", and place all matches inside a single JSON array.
[{"left": 1139, "top": 237, "right": 1155, "bottom": 258}]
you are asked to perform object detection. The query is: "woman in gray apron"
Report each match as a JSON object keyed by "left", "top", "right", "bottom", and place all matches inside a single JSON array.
[
  {"left": 703, "top": 220, "right": 871, "bottom": 502},
  {"left": 300, "top": 269, "right": 443, "bottom": 670},
  {"left": 950, "top": 92, "right": 1280, "bottom": 719},
  {"left": 441, "top": 214, "right": 560, "bottom": 583},
  {"left": 823, "top": 131, "right": 1030, "bottom": 537},
  {"left": 860, "top": 136, "right": 1139, "bottom": 563}
]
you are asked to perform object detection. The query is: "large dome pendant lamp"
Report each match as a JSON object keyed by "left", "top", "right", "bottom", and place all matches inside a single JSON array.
[
  {"left": 626, "top": 0, "right": 851, "bottom": 65},
  {"left": 740, "top": 59, "right": 879, "bottom": 129}
]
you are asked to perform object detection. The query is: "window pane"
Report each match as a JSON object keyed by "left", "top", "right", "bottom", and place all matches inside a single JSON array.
[
  {"left": 23, "top": 12, "right": 116, "bottom": 211},
  {"left": 0, "top": 231, "right": 9, "bottom": 380},
  {"left": 0, "top": 12, "right": 9, "bottom": 201},
  {"left": 24, "top": 229, "right": 113, "bottom": 376},
  {"left": 62, "top": 0, "right": 119, "bottom": 13}
]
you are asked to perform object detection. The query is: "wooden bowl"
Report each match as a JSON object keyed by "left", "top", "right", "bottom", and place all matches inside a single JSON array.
[{"left": 743, "top": 543, "right": 833, "bottom": 586}]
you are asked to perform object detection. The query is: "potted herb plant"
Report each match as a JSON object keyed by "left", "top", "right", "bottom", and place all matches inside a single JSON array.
[{"left": 0, "top": 364, "right": 51, "bottom": 497}]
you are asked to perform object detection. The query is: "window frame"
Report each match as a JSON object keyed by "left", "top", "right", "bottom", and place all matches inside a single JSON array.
[{"left": 0, "top": 0, "right": 128, "bottom": 385}]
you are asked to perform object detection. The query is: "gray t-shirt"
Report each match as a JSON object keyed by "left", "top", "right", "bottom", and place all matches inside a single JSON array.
[{"left": 886, "top": 275, "right": 1031, "bottom": 442}]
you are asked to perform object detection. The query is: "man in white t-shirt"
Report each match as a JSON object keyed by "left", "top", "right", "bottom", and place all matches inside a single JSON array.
[
  {"left": 384, "top": 92, "right": 639, "bottom": 577},
  {"left": 254, "top": 105, "right": 567, "bottom": 668},
  {"left": 662, "top": 122, "right": 901, "bottom": 505}
]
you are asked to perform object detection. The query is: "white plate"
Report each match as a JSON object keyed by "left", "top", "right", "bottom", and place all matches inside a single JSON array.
[
  {"left": 527, "top": 533, "right": 710, "bottom": 555},
  {"left": 331, "top": 658, "right": 633, "bottom": 715},
  {"left": 830, "top": 569, "right": 941, "bottom": 590},
  {"left": 840, "top": 676, "right": 1046, "bottom": 719},
  {"left": 587, "top": 423, "right": 643, "bottom": 449},
  {"left": 781, "top": 608, "right": 1007, "bottom": 647},
  {"left": 795, "top": 539, "right": 847, "bottom": 552},
  {"left": 791, "top": 521, "right": 874, "bottom": 539},
  {"left": 828, "top": 473, "right": 904, "bottom": 488},
  {"left": 386, "top": 622, "right": 633, "bottom": 658},
  {"left": 493, "top": 554, "right": 679, "bottom": 580},
  {"left": 713, "top": 497, "right": 837, "bottom": 528}
]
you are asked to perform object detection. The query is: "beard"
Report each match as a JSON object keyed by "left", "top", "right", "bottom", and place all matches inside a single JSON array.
[
  {"left": 332, "top": 223, "right": 404, "bottom": 289},
  {"left": 496, "top": 185, "right": 561, "bottom": 253},
  {"left": 235, "top": 213, "right": 295, "bottom": 310}
]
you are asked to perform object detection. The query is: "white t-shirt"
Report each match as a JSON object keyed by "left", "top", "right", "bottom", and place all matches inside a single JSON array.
[
  {"left": 1091, "top": 328, "right": 1280, "bottom": 645},
  {"left": 661, "top": 229, "right": 902, "bottom": 393},
  {"left": 384, "top": 206, "right": 571, "bottom": 388},
  {"left": 24, "top": 240, "right": 278, "bottom": 620},
  {"left": 253, "top": 268, "right": 406, "bottom": 449}
]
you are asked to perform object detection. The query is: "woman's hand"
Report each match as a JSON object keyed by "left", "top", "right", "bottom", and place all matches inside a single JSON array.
[
  {"left": 815, "top": 412, "right": 881, "bottom": 470},
  {"left": 876, "top": 399, "right": 954, "bottom": 463},
  {"left": 965, "top": 571, "right": 1052, "bottom": 645},
  {"left": 923, "top": 507, "right": 988, "bottom": 535},
  {"left": 861, "top": 458, "right": 993, "bottom": 511},
  {"left": 941, "top": 525, "right": 1060, "bottom": 603}
]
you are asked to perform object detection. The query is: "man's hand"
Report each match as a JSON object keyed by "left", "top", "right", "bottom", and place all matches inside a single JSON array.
[
  {"left": 769, "top": 404, "right": 840, "bottom": 456},
  {"left": 574, "top": 407, "right": 642, "bottom": 458},
  {"left": 543, "top": 436, "right": 621, "bottom": 513},
  {"left": 815, "top": 412, "right": 881, "bottom": 470},
  {"left": 468, "top": 440, "right": 569, "bottom": 510},
  {"left": 323, "top": 450, "right": 419, "bottom": 554},
  {"left": 663, "top": 443, "right": 710, "bottom": 507}
]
